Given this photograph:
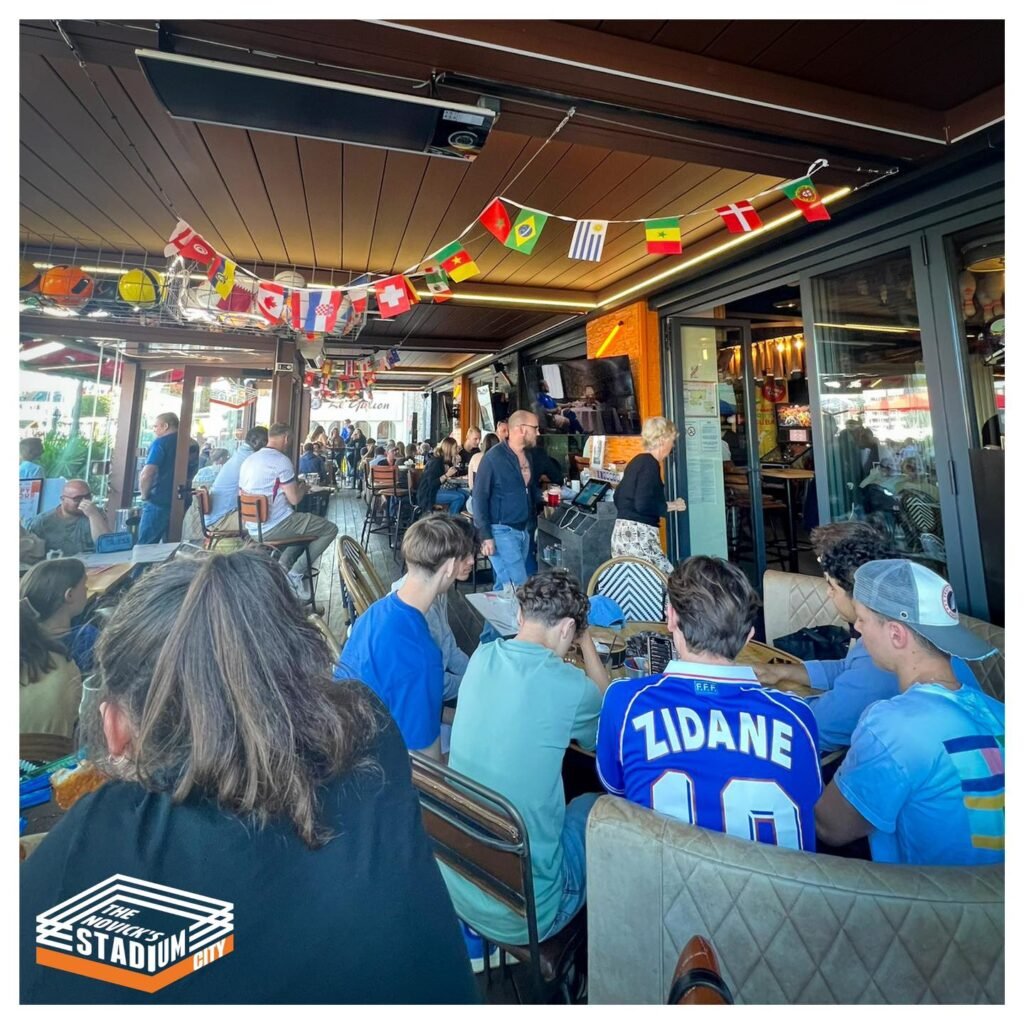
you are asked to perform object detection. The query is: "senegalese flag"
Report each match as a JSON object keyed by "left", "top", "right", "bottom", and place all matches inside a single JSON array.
[
  {"left": 781, "top": 177, "right": 831, "bottom": 222},
  {"left": 436, "top": 241, "right": 479, "bottom": 283},
  {"left": 505, "top": 208, "right": 548, "bottom": 254},
  {"left": 421, "top": 261, "right": 453, "bottom": 302},
  {"left": 644, "top": 216, "right": 683, "bottom": 255}
]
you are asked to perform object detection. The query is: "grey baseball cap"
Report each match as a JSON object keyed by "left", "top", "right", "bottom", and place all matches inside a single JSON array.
[{"left": 853, "top": 559, "right": 997, "bottom": 661}]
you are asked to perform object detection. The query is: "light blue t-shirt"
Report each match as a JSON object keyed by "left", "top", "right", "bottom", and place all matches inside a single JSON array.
[
  {"left": 835, "top": 682, "right": 1005, "bottom": 866},
  {"left": 19, "top": 461, "right": 44, "bottom": 480},
  {"left": 805, "top": 639, "right": 980, "bottom": 752},
  {"left": 440, "top": 639, "right": 603, "bottom": 944},
  {"left": 334, "top": 592, "right": 443, "bottom": 752},
  {"left": 207, "top": 442, "right": 253, "bottom": 521}
]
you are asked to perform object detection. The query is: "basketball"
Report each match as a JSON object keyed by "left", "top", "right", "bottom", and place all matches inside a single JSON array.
[
  {"left": 20, "top": 260, "right": 41, "bottom": 292},
  {"left": 39, "top": 265, "right": 95, "bottom": 308},
  {"left": 118, "top": 268, "right": 166, "bottom": 307},
  {"left": 274, "top": 270, "right": 306, "bottom": 289}
]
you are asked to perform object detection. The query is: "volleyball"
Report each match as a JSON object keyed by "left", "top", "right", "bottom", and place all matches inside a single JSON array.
[
  {"left": 118, "top": 268, "right": 166, "bottom": 307},
  {"left": 39, "top": 265, "right": 95, "bottom": 308},
  {"left": 274, "top": 270, "right": 306, "bottom": 289},
  {"left": 20, "top": 260, "right": 41, "bottom": 292}
]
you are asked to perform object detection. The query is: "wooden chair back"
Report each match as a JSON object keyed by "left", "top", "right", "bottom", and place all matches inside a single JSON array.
[
  {"left": 238, "top": 491, "right": 270, "bottom": 526},
  {"left": 336, "top": 535, "right": 387, "bottom": 617},
  {"left": 307, "top": 613, "right": 341, "bottom": 659}
]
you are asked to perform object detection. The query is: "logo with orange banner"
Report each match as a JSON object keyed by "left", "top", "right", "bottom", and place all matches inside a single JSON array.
[{"left": 35, "top": 875, "right": 234, "bottom": 994}]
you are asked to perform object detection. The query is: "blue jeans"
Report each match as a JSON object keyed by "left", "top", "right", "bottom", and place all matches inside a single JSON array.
[
  {"left": 434, "top": 488, "right": 469, "bottom": 516},
  {"left": 488, "top": 523, "right": 530, "bottom": 590},
  {"left": 138, "top": 501, "right": 170, "bottom": 544},
  {"left": 541, "top": 792, "right": 600, "bottom": 940}
]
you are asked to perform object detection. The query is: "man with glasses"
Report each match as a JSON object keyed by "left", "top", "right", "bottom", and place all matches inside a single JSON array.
[
  {"left": 27, "top": 479, "right": 110, "bottom": 555},
  {"left": 472, "top": 410, "right": 541, "bottom": 591}
]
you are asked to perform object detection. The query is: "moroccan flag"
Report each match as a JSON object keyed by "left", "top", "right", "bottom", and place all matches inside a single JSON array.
[
  {"left": 715, "top": 201, "right": 763, "bottom": 234},
  {"left": 163, "top": 219, "right": 216, "bottom": 265},
  {"left": 645, "top": 217, "right": 683, "bottom": 255},
  {"left": 374, "top": 275, "right": 418, "bottom": 319},
  {"left": 781, "top": 177, "right": 831, "bottom": 222},
  {"left": 436, "top": 241, "right": 479, "bottom": 283},
  {"left": 206, "top": 256, "right": 236, "bottom": 299},
  {"left": 505, "top": 208, "right": 548, "bottom": 254},
  {"left": 479, "top": 198, "right": 513, "bottom": 244},
  {"left": 256, "top": 281, "right": 286, "bottom": 324},
  {"left": 421, "top": 261, "right": 453, "bottom": 302}
]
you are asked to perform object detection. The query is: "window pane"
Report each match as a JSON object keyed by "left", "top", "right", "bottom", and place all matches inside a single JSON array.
[{"left": 811, "top": 249, "right": 948, "bottom": 572}]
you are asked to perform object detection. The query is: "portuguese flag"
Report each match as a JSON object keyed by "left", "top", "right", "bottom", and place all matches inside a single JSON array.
[
  {"left": 781, "top": 177, "right": 830, "bottom": 222},
  {"left": 435, "top": 241, "right": 480, "bottom": 282},
  {"left": 644, "top": 216, "right": 683, "bottom": 255}
]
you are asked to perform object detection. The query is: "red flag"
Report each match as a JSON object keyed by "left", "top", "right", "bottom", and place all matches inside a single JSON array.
[
  {"left": 781, "top": 177, "right": 831, "bottom": 222},
  {"left": 715, "top": 201, "right": 764, "bottom": 234},
  {"left": 374, "top": 275, "right": 417, "bottom": 319},
  {"left": 256, "top": 281, "right": 286, "bottom": 323},
  {"left": 163, "top": 219, "right": 217, "bottom": 265},
  {"left": 479, "top": 198, "right": 512, "bottom": 244}
]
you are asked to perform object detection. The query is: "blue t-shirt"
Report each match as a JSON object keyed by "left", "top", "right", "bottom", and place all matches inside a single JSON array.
[
  {"left": 835, "top": 682, "right": 1005, "bottom": 866},
  {"left": 598, "top": 659, "right": 822, "bottom": 852},
  {"left": 805, "top": 639, "right": 981, "bottom": 753},
  {"left": 298, "top": 452, "right": 324, "bottom": 476},
  {"left": 537, "top": 393, "right": 557, "bottom": 410},
  {"left": 208, "top": 443, "right": 252, "bottom": 521},
  {"left": 20, "top": 461, "right": 44, "bottom": 480},
  {"left": 334, "top": 593, "right": 443, "bottom": 751},
  {"left": 144, "top": 432, "right": 177, "bottom": 507}
]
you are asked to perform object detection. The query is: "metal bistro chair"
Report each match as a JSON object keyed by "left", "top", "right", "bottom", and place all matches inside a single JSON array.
[
  {"left": 587, "top": 555, "right": 669, "bottom": 624},
  {"left": 192, "top": 486, "right": 245, "bottom": 551},
  {"left": 336, "top": 535, "right": 388, "bottom": 624},
  {"left": 238, "top": 491, "right": 319, "bottom": 613},
  {"left": 410, "top": 753, "right": 587, "bottom": 1004}
]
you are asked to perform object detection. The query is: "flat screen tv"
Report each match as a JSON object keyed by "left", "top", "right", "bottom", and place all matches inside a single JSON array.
[{"left": 521, "top": 354, "right": 639, "bottom": 435}]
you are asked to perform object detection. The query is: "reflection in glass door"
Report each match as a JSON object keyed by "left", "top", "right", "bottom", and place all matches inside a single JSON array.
[{"left": 811, "top": 249, "right": 950, "bottom": 575}]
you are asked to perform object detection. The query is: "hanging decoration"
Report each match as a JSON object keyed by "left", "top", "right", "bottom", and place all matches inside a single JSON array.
[{"left": 644, "top": 217, "right": 683, "bottom": 255}]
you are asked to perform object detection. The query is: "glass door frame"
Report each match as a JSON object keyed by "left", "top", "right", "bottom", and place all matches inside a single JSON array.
[{"left": 661, "top": 316, "right": 767, "bottom": 587}]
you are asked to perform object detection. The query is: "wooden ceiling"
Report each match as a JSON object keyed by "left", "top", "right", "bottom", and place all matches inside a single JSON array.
[{"left": 19, "top": 19, "right": 1003, "bottom": 384}]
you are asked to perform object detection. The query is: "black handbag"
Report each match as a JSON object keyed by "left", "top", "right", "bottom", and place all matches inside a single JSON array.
[{"left": 773, "top": 624, "right": 852, "bottom": 662}]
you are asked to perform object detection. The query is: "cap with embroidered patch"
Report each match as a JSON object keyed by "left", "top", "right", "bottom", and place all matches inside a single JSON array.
[{"left": 853, "top": 559, "right": 997, "bottom": 661}]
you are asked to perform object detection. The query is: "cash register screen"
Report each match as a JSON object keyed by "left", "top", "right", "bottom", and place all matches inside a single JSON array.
[{"left": 574, "top": 480, "right": 609, "bottom": 509}]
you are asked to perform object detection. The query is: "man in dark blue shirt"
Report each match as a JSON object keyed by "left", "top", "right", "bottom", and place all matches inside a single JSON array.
[
  {"left": 138, "top": 411, "right": 178, "bottom": 543},
  {"left": 298, "top": 443, "right": 325, "bottom": 480}
]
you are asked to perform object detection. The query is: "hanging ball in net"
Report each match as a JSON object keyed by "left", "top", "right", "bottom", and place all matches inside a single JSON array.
[
  {"left": 118, "top": 268, "right": 166, "bottom": 307},
  {"left": 274, "top": 270, "right": 306, "bottom": 289},
  {"left": 40, "top": 265, "right": 95, "bottom": 308},
  {"left": 20, "top": 260, "right": 42, "bottom": 292}
]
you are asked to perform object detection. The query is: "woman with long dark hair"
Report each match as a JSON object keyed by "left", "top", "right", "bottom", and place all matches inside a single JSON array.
[
  {"left": 20, "top": 549, "right": 478, "bottom": 1004},
  {"left": 417, "top": 437, "right": 468, "bottom": 516},
  {"left": 20, "top": 557, "right": 99, "bottom": 677},
  {"left": 20, "top": 559, "right": 86, "bottom": 738}
]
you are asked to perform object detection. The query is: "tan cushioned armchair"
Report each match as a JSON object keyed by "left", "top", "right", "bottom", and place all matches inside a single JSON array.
[
  {"left": 586, "top": 796, "right": 1003, "bottom": 1004},
  {"left": 763, "top": 570, "right": 847, "bottom": 647}
]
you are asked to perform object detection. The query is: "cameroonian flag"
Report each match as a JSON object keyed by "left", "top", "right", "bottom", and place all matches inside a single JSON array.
[
  {"left": 505, "top": 208, "right": 548, "bottom": 254},
  {"left": 781, "top": 177, "right": 831, "bottom": 222},
  {"left": 644, "top": 216, "right": 682, "bottom": 255},
  {"left": 435, "top": 241, "right": 480, "bottom": 283},
  {"left": 421, "top": 261, "right": 452, "bottom": 302}
]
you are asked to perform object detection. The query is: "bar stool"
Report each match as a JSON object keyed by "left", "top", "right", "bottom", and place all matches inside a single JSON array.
[
  {"left": 360, "top": 465, "right": 408, "bottom": 550},
  {"left": 192, "top": 487, "right": 245, "bottom": 550},
  {"left": 238, "top": 492, "right": 320, "bottom": 613}
]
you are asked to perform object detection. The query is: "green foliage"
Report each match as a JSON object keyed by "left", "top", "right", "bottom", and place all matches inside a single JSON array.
[
  {"left": 78, "top": 394, "right": 111, "bottom": 418},
  {"left": 40, "top": 431, "right": 113, "bottom": 491}
]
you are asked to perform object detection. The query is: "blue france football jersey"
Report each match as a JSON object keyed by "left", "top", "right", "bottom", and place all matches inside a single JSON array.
[{"left": 597, "top": 660, "right": 823, "bottom": 851}]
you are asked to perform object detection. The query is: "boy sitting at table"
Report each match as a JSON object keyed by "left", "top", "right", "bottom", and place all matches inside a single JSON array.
[
  {"left": 597, "top": 556, "right": 822, "bottom": 852},
  {"left": 441, "top": 570, "right": 610, "bottom": 945}
]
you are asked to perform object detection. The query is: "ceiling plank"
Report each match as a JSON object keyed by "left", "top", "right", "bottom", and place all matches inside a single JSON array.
[
  {"left": 297, "top": 137, "right": 343, "bottom": 269},
  {"left": 249, "top": 132, "right": 316, "bottom": 268},
  {"left": 366, "top": 151, "right": 430, "bottom": 273},
  {"left": 341, "top": 145, "right": 388, "bottom": 273}
]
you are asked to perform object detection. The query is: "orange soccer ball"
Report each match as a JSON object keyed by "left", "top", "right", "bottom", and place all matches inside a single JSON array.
[{"left": 39, "top": 265, "right": 95, "bottom": 308}]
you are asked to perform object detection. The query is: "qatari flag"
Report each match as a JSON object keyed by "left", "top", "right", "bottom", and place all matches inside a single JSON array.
[
  {"left": 715, "top": 201, "right": 764, "bottom": 234},
  {"left": 163, "top": 219, "right": 217, "bottom": 265}
]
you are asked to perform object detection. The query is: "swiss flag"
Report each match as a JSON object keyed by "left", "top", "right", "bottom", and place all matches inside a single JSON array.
[
  {"left": 715, "top": 201, "right": 764, "bottom": 234},
  {"left": 374, "top": 275, "right": 417, "bottom": 319}
]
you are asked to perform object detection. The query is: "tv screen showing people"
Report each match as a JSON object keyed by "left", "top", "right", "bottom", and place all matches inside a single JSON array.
[{"left": 521, "top": 355, "right": 639, "bottom": 435}]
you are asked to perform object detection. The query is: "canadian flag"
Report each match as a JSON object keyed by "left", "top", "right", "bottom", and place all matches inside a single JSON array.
[
  {"left": 256, "top": 281, "right": 287, "bottom": 324},
  {"left": 373, "top": 275, "right": 417, "bottom": 320},
  {"left": 715, "top": 201, "right": 764, "bottom": 234}
]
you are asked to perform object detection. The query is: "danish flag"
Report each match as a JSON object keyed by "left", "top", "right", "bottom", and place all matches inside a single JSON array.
[{"left": 715, "top": 201, "right": 764, "bottom": 234}]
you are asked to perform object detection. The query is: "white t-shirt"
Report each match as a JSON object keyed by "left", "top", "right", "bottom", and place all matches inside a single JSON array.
[{"left": 238, "top": 447, "right": 296, "bottom": 533}]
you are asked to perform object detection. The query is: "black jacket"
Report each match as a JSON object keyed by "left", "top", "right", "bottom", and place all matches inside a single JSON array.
[
  {"left": 416, "top": 456, "right": 450, "bottom": 512},
  {"left": 613, "top": 452, "right": 667, "bottom": 527}
]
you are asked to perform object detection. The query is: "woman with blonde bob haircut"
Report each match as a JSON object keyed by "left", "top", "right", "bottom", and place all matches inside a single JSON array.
[
  {"left": 19, "top": 548, "right": 478, "bottom": 1004},
  {"left": 611, "top": 416, "right": 687, "bottom": 572}
]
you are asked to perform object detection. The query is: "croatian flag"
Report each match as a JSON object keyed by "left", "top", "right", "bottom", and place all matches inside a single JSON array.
[
  {"left": 568, "top": 220, "right": 608, "bottom": 262},
  {"left": 715, "top": 201, "right": 764, "bottom": 234},
  {"left": 288, "top": 289, "right": 342, "bottom": 333}
]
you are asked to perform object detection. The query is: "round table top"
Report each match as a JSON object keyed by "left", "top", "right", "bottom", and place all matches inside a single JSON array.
[{"left": 761, "top": 468, "right": 815, "bottom": 480}]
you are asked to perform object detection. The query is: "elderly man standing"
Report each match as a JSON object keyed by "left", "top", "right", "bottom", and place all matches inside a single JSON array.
[
  {"left": 472, "top": 410, "right": 541, "bottom": 591},
  {"left": 27, "top": 479, "right": 109, "bottom": 555},
  {"left": 138, "top": 411, "right": 179, "bottom": 543},
  {"left": 238, "top": 422, "right": 337, "bottom": 603}
]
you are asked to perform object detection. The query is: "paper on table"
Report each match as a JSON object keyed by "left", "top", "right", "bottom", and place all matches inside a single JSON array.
[{"left": 79, "top": 542, "right": 180, "bottom": 569}]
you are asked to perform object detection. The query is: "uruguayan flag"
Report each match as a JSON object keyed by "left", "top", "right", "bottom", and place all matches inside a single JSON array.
[{"left": 568, "top": 220, "right": 608, "bottom": 262}]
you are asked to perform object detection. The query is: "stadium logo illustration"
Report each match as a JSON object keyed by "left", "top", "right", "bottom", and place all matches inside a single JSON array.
[{"left": 35, "top": 874, "right": 234, "bottom": 993}]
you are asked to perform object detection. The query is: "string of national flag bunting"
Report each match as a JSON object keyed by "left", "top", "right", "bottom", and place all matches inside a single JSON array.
[{"left": 163, "top": 161, "right": 833, "bottom": 333}]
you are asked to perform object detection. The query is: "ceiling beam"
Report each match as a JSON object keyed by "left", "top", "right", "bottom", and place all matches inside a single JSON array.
[
  {"left": 944, "top": 86, "right": 1005, "bottom": 145},
  {"left": 327, "top": 334, "right": 503, "bottom": 353}
]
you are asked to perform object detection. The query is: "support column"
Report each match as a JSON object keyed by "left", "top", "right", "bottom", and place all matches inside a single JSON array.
[
  {"left": 106, "top": 359, "right": 145, "bottom": 513},
  {"left": 168, "top": 366, "right": 199, "bottom": 543}
]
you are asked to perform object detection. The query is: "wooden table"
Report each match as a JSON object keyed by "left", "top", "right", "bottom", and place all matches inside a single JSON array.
[
  {"left": 85, "top": 563, "right": 135, "bottom": 599},
  {"left": 761, "top": 468, "right": 815, "bottom": 572}
]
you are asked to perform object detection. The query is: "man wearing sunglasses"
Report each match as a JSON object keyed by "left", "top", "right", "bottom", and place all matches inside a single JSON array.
[{"left": 26, "top": 479, "right": 110, "bottom": 556}]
